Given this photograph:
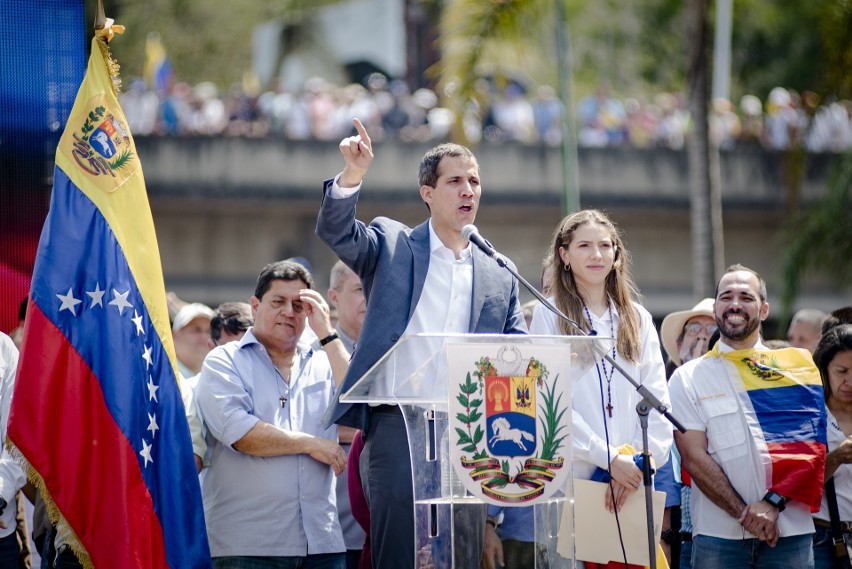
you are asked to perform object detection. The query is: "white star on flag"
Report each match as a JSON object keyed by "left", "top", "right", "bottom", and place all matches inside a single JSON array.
[
  {"left": 86, "top": 283, "right": 105, "bottom": 308},
  {"left": 147, "top": 412, "right": 159, "bottom": 438},
  {"left": 142, "top": 345, "right": 153, "bottom": 369},
  {"left": 139, "top": 439, "right": 153, "bottom": 467},
  {"left": 57, "top": 288, "right": 82, "bottom": 315},
  {"left": 131, "top": 310, "right": 145, "bottom": 336},
  {"left": 147, "top": 375, "right": 159, "bottom": 403},
  {"left": 108, "top": 289, "right": 133, "bottom": 315}
]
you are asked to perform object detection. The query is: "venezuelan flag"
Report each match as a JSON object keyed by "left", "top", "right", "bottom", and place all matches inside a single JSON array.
[
  {"left": 715, "top": 345, "right": 827, "bottom": 512},
  {"left": 144, "top": 32, "right": 173, "bottom": 95},
  {"left": 7, "top": 23, "right": 211, "bottom": 568}
]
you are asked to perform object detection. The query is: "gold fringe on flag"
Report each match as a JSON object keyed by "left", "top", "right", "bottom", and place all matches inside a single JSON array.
[
  {"left": 6, "top": 440, "right": 95, "bottom": 569},
  {"left": 94, "top": 18, "right": 125, "bottom": 97}
]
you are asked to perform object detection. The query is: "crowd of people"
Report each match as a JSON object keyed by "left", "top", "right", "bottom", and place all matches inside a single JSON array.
[
  {"left": 1, "top": 117, "right": 851, "bottom": 569},
  {"left": 118, "top": 73, "right": 852, "bottom": 152}
]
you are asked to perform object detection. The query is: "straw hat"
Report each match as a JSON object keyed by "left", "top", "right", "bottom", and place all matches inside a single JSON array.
[{"left": 660, "top": 298, "right": 715, "bottom": 365}]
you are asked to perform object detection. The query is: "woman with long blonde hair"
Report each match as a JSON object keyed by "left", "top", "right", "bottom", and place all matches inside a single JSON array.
[{"left": 530, "top": 210, "right": 671, "bottom": 517}]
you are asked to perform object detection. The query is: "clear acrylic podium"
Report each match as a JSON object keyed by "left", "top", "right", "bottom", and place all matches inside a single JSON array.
[{"left": 340, "top": 333, "right": 613, "bottom": 568}]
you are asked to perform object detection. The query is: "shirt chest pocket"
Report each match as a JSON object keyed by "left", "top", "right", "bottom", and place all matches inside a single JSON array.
[
  {"left": 702, "top": 395, "right": 748, "bottom": 462},
  {"left": 301, "top": 380, "right": 333, "bottom": 419}
]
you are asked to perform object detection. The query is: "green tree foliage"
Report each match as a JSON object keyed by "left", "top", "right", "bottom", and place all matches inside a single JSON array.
[
  {"left": 101, "top": 0, "right": 338, "bottom": 88},
  {"left": 637, "top": 0, "right": 838, "bottom": 100},
  {"left": 778, "top": 1, "right": 852, "bottom": 319},
  {"left": 779, "top": 153, "right": 852, "bottom": 320}
]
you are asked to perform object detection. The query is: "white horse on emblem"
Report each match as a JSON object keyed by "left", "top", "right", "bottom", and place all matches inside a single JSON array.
[
  {"left": 91, "top": 131, "right": 114, "bottom": 157},
  {"left": 489, "top": 417, "right": 535, "bottom": 451}
]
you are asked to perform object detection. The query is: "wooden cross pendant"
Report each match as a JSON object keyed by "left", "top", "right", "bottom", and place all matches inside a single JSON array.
[
  {"left": 280, "top": 396, "right": 287, "bottom": 408},
  {"left": 606, "top": 402, "right": 613, "bottom": 418}
]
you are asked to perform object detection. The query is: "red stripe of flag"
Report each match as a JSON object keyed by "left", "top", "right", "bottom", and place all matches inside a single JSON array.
[
  {"left": 11, "top": 303, "right": 168, "bottom": 567},
  {"left": 767, "top": 440, "right": 826, "bottom": 512}
]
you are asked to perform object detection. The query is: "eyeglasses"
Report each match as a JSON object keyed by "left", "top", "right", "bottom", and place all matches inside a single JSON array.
[{"left": 684, "top": 322, "right": 718, "bottom": 336}]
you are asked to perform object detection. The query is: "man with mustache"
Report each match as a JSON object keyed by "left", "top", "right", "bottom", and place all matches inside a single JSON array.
[{"left": 669, "top": 264, "right": 826, "bottom": 569}]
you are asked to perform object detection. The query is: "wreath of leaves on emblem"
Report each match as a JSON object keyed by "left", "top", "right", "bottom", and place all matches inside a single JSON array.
[
  {"left": 455, "top": 371, "right": 487, "bottom": 460},
  {"left": 80, "top": 106, "right": 107, "bottom": 142},
  {"left": 109, "top": 149, "right": 134, "bottom": 170}
]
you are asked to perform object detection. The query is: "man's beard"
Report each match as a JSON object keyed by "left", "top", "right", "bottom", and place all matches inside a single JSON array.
[{"left": 717, "top": 309, "right": 760, "bottom": 342}]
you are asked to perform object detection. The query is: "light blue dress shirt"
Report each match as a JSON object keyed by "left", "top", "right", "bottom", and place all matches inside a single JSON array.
[{"left": 196, "top": 328, "right": 344, "bottom": 557}]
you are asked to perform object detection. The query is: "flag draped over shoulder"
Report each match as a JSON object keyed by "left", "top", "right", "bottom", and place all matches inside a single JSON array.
[
  {"left": 7, "top": 24, "right": 211, "bottom": 569},
  {"left": 713, "top": 345, "right": 827, "bottom": 512}
]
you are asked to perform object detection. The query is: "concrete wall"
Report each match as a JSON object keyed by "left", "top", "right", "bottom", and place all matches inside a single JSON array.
[{"left": 138, "top": 136, "right": 848, "bottom": 330}]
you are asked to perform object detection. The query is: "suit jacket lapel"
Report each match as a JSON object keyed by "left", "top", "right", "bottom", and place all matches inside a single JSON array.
[{"left": 408, "top": 220, "right": 431, "bottom": 320}]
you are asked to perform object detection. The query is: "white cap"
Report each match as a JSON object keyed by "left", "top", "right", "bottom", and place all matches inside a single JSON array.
[{"left": 172, "top": 302, "right": 214, "bottom": 332}]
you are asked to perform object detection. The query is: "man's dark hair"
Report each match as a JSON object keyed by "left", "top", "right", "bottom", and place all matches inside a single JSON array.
[
  {"left": 715, "top": 263, "right": 767, "bottom": 302},
  {"left": 254, "top": 260, "right": 313, "bottom": 300},
  {"left": 821, "top": 306, "right": 852, "bottom": 335},
  {"left": 18, "top": 297, "right": 28, "bottom": 321},
  {"left": 210, "top": 302, "right": 253, "bottom": 342},
  {"left": 418, "top": 142, "right": 476, "bottom": 188}
]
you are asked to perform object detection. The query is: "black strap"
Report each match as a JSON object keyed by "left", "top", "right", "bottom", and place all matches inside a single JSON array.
[{"left": 826, "top": 477, "right": 849, "bottom": 559}]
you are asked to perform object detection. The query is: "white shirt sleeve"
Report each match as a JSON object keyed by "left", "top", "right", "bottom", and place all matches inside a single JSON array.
[
  {"left": 0, "top": 334, "right": 26, "bottom": 536},
  {"left": 327, "top": 174, "right": 362, "bottom": 199}
]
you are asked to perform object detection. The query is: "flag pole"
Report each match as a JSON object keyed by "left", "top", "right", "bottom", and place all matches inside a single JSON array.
[{"left": 94, "top": 0, "right": 105, "bottom": 30}]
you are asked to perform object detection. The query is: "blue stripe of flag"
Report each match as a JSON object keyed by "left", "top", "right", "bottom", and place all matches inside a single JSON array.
[
  {"left": 32, "top": 166, "right": 207, "bottom": 567},
  {"left": 747, "top": 383, "right": 827, "bottom": 445}
]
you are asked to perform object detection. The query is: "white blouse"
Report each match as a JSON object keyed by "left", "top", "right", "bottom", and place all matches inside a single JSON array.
[
  {"left": 815, "top": 409, "right": 852, "bottom": 522},
  {"left": 530, "top": 300, "right": 672, "bottom": 480}
]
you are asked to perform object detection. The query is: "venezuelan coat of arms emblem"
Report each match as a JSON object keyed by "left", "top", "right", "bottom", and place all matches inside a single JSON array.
[{"left": 446, "top": 343, "right": 572, "bottom": 505}]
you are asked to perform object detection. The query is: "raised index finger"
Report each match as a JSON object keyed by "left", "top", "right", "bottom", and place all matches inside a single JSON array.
[{"left": 352, "top": 118, "right": 371, "bottom": 149}]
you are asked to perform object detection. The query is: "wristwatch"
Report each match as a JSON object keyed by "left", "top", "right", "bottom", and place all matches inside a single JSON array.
[
  {"left": 762, "top": 491, "right": 787, "bottom": 512},
  {"left": 319, "top": 332, "right": 339, "bottom": 347},
  {"left": 660, "top": 528, "right": 677, "bottom": 545}
]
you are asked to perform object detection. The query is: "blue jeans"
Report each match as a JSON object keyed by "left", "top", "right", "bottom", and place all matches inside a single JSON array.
[
  {"left": 0, "top": 531, "right": 19, "bottom": 568},
  {"left": 212, "top": 553, "right": 345, "bottom": 569},
  {"left": 813, "top": 525, "right": 839, "bottom": 569},
  {"left": 692, "top": 534, "right": 813, "bottom": 569},
  {"left": 680, "top": 537, "right": 693, "bottom": 569}
]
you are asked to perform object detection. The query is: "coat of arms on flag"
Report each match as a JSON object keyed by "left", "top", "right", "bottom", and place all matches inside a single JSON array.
[{"left": 446, "top": 343, "right": 573, "bottom": 505}]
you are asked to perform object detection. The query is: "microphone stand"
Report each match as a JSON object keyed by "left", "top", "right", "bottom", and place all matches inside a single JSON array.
[{"left": 489, "top": 252, "right": 686, "bottom": 569}]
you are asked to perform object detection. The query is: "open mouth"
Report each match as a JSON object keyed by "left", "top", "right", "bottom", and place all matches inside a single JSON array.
[
  {"left": 724, "top": 312, "right": 747, "bottom": 325},
  {"left": 459, "top": 204, "right": 474, "bottom": 213}
]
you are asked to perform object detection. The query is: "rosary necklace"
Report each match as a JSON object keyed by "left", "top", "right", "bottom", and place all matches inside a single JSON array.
[{"left": 583, "top": 302, "right": 617, "bottom": 418}]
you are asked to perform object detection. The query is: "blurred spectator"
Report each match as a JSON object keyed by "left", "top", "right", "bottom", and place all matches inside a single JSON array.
[
  {"left": 532, "top": 85, "right": 563, "bottom": 146},
  {"left": 119, "top": 78, "right": 159, "bottom": 136},
  {"left": 738, "top": 94, "right": 764, "bottom": 145},
  {"left": 492, "top": 82, "right": 535, "bottom": 143},
  {"left": 578, "top": 83, "right": 628, "bottom": 147},
  {"left": 764, "top": 87, "right": 802, "bottom": 150},
  {"left": 709, "top": 97, "right": 741, "bottom": 150},
  {"left": 655, "top": 92, "right": 688, "bottom": 150}
]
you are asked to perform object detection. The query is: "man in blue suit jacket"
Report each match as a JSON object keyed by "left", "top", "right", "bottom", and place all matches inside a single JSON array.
[{"left": 317, "top": 119, "right": 526, "bottom": 569}]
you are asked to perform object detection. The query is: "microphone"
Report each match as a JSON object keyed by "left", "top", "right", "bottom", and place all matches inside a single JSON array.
[{"left": 462, "top": 224, "right": 498, "bottom": 258}]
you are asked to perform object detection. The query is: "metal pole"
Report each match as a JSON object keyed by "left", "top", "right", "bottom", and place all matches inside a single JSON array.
[
  {"left": 555, "top": 0, "right": 580, "bottom": 214},
  {"left": 712, "top": 0, "right": 733, "bottom": 101}
]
